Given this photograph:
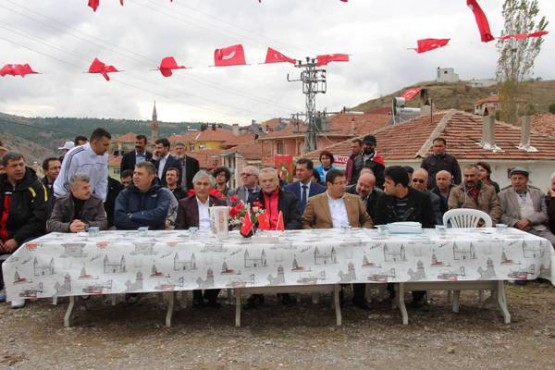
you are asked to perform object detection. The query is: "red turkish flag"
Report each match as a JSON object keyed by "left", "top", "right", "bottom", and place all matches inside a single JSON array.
[
  {"left": 88, "top": 0, "right": 99, "bottom": 12},
  {"left": 257, "top": 212, "right": 270, "bottom": 231},
  {"left": 467, "top": 0, "right": 494, "bottom": 43},
  {"left": 264, "top": 47, "right": 296, "bottom": 64},
  {"left": 415, "top": 38, "right": 450, "bottom": 53},
  {"left": 275, "top": 211, "right": 285, "bottom": 232},
  {"left": 214, "top": 44, "right": 246, "bottom": 67},
  {"left": 88, "top": 58, "right": 119, "bottom": 81},
  {"left": 500, "top": 31, "right": 548, "bottom": 40},
  {"left": 401, "top": 87, "right": 422, "bottom": 101},
  {"left": 0, "top": 64, "right": 38, "bottom": 77},
  {"left": 316, "top": 53, "right": 349, "bottom": 67},
  {"left": 240, "top": 211, "right": 255, "bottom": 237},
  {"left": 159, "top": 57, "right": 186, "bottom": 77}
]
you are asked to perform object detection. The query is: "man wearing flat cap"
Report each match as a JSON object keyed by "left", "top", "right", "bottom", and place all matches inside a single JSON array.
[
  {"left": 351, "top": 135, "right": 385, "bottom": 188},
  {"left": 498, "top": 167, "right": 555, "bottom": 245}
]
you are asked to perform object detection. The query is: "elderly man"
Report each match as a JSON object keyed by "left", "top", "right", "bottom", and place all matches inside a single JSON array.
[
  {"left": 114, "top": 161, "right": 173, "bottom": 230},
  {"left": 498, "top": 167, "right": 555, "bottom": 245},
  {"left": 421, "top": 137, "right": 461, "bottom": 189},
  {"left": 173, "top": 142, "right": 200, "bottom": 192},
  {"left": 374, "top": 166, "right": 435, "bottom": 307},
  {"left": 303, "top": 169, "right": 373, "bottom": 310},
  {"left": 284, "top": 158, "right": 326, "bottom": 214},
  {"left": 175, "top": 170, "right": 226, "bottom": 308},
  {"left": 411, "top": 168, "right": 443, "bottom": 225},
  {"left": 0, "top": 152, "right": 48, "bottom": 307},
  {"left": 347, "top": 170, "right": 383, "bottom": 222},
  {"left": 47, "top": 173, "right": 107, "bottom": 233},
  {"left": 54, "top": 128, "right": 111, "bottom": 202},
  {"left": 448, "top": 164, "right": 501, "bottom": 225},
  {"left": 432, "top": 170, "right": 454, "bottom": 216},
  {"left": 233, "top": 165, "right": 261, "bottom": 203},
  {"left": 120, "top": 134, "right": 152, "bottom": 173},
  {"left": 352, "top": 135, "right": 385, "bottom": 188}
]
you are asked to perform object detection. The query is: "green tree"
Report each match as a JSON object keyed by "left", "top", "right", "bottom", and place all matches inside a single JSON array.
[
  {"left": 549, "top": 103, "right": 555, "bottom": 114},
  {"left": 496, "top": 0, "right": 548, "bottom": 123}
]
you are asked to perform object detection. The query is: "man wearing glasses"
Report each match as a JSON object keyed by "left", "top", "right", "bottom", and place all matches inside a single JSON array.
[
  {"left": 302, "top": 169, "right": 373, "bottom": 310},
  {"left": 232, "top": 166, "right": 261, "bottom": 203},
  {"left": 411, "top": 168, "right": 443, "bottom": 225}
]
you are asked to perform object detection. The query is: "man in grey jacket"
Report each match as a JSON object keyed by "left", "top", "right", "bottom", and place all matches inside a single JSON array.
[
  {"left": 47, "top": 173, "right": 107, "bottom": 233},
  {"left": 498, "top": 167, "right": 555, "bottom": 245}
]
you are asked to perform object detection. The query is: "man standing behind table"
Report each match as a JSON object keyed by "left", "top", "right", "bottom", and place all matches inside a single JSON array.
[
  {"left": 165, "top": 167, "right": 187, "bottom": 200},
  {"left": 352, "top": 135, "right": 385, "bottom": 188},
  {"left": 0, "top": 152, "right": 48, "bottom": 308},
  {"left": 173, "top": 142, "right": 200, "bottom": 192},
  {"left": 54, "top": 128, "right": 111, "bottom": 202},
  {"left": 302, "top": 169, "right": 373, "bottom": 310},
  {"left": 114, "top": 162, "right": 172, "bottom": 230},
  {"left": 120, "top": 134, "right": 152, "bottom": 174},
  {"left": 498, "top": 167, "right": 555, "bottom": 245},
  {"left": 284, "top": 158, "right": 326, "bottom": 215},
  {"left": 421, "top": 137, "right": 461, "bottom": 190},
  {"left": 345, "top": 139, "right": 363, "bottom": 185},
  {"left": 374, "top": 166, "right": 436, "bottom": 308},
  {"left": 448, "top": 164, "right": 501, "bottom": 225},
  {"left": 175, "top": 170, "right": 226, "bottom": 308},
  {"left": 152, "top": 138, "right": 181, "bottom": 187},
  {"left": 41, "top": 157, "right": 61, "bottom": 215},
  {"left": 47, "top": 173, "right": 107, "bottom": 233}
]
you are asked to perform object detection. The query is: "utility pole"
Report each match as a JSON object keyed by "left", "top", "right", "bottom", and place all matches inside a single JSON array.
[{"left": 287, "top": 57, "right": 327, "bottom": 153}]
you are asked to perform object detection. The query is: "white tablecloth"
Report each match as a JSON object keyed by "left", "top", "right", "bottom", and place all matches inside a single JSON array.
[{"left": 4, "top": 228, "right": 554, "bottom": 301}]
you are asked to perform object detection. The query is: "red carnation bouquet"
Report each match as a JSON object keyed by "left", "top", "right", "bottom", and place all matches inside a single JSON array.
[{"left": 228, "top": 195, "right": 266, "bottom": 236}]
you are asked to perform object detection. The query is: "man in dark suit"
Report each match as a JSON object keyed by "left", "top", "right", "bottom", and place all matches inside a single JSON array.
[
  {"left": 120, "top": 135, "right": 152, "bottom": 174},
  {"left": 173, "top": 142, "right": 200, "bottom": 192},
  {"left": 346, "top": 170, "right": 382, "bottom": 222},
  {"left": 153, "top": 138, "right": 181, "bottom": 187},
  {"left": 175, "top": 170, "right": 226, "bottom": 308},
  {"left": 284, "top": 158, "right": 326, "bottom": 214}
]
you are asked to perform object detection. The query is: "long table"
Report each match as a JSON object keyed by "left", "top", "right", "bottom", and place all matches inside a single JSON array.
[{"left": 3, "top": 228, "right": 554, "bottom": 326}]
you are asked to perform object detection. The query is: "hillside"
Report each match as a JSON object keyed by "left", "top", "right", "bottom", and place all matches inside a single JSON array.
[
  {"left": 0, "top": 112, "right": 226, "bottom": 153},
  {"left": 352, "top": 80, "right": 555, "bottom": 114},
  {"left": 1, "top": 131, "right": 56, "bottom": 167}
]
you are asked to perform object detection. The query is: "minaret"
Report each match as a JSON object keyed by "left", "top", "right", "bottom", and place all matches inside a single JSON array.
[{"left": 151, "top": 101, "right": 159, "bottom": 143}]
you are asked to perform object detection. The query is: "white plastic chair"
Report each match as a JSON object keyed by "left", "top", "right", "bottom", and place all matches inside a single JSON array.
[
  {"left": 443, "top": 209, "right": 492, "bottom": 228},
  {"left": 442, "top": 208, "right": 492, "bottom": 310}
]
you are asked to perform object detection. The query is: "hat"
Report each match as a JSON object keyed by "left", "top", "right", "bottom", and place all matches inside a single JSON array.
[
  {"left": 58, "top": 141, "right": 75, "bottom": 151},
  {"left": 363, "top": 135, "right": 377, "bottom": 145},
  {"left": 174, "top": 141, "right": 186, "bottom": 147},
  {"left": 510, "top": 167, "right": 529, "bottom": 177}
]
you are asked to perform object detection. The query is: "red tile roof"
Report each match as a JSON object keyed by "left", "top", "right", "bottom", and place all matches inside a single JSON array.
[
  {"left": 187, "top": 149, "right": 223, "bottom": 170},
  {"left": 530, "top": 113, "right": 555, "bottom": 137},
  {"left": 306, "top": 110, "right": 555, "bottom": 162},
  {"left": 175, "top": 128, "right": 237, "bottom": 143},
  {"left": 220, "top": 141, "right": 272, "bottom": 161},
  {"left": 258, "top": 112, "right": 390, "bottom": 141}
]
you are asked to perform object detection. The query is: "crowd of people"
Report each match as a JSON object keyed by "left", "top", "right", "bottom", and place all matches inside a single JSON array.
[{"left": 1, "top": 130, "right": 554, "bottom": 311}]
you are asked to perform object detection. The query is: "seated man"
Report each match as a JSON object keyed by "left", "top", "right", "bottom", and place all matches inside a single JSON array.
[
  {"left": 0, "top": 152, "right": 48, "bottom": 308},
  {"left": 374, "top": 166, "right": 436, "bottom": 307},
  {"left": 498, "top": 167, "right": 555, "bottom": 246},
  {"left": 432, "top": 170, "right": 454, "bottom": 216},
  {"left": 244, "top": 167, "right": 302, "bottom": 309},
  {"left": 175, "top": 170, "right": 226, "bottom": 308},
  {"left": 411, "top": 168, "right": 442, "bottom": 225},
  {"left": 303, "top": 169, "right": 373, "bottom": 310},
  {"left": 448, "top": 164, "right": 501, "bottom": 225},
  {"left": 114, "top": 162, "right": 172, "bottom": 230},
  {"left": 346, "top": 170, "right": 383, "bottom": 222},
  {"left": 47, "top": 173, "right": 107, "bottom": 232}
]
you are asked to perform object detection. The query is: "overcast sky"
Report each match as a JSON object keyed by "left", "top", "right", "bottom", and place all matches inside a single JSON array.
[{"left": 0, "top": 0, "right": 553, "bottom": 124}]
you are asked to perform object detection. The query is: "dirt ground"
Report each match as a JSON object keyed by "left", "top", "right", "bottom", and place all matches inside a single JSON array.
[{"left": 1, "top": 281, "right": 554, "bottom": 370}]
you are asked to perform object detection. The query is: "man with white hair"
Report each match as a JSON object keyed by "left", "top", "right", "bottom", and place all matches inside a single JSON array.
[
  {"left": 432, "top": 170, "right": 454, "bottom": 216},
  {"left": 347, "top": 170, "right": 382, "bottom": 222},
  {"left": 233, "top": 165, "right": 261, "bottom": 203},
  {"left": 175, "top": 170, "right": 226, "bottom": 308},
  {"left": 411, "top": 168, "right": 443, "bottom": 225}
]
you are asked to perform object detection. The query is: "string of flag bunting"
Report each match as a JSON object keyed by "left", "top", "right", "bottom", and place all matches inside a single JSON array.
[{"left": 1, "top": 0, "right": 549, "bottom": 80}]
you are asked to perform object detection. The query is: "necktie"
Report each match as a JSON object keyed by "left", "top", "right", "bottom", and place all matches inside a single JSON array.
[{"left": 301, "top": 184, "right": 308, "bottom": 211}]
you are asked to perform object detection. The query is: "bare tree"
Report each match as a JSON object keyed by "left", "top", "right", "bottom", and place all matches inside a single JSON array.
[{"left": 496, "top": 0, "right": 548, "bottom": 123}]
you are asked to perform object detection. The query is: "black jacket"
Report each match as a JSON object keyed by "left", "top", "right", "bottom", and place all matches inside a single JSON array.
[
  {"left": 120, "top": 150, "right": 153, "bottom": 173},
  {"left": 249, "top": 188, "right": 302, "bottom": 230},
  {"left": 374, "top": 187, "right": 436, "bottom": 228},
  {"left": 0, "top": 168, "right": 48, "bottom": 245},
  {"left": 421, "top": 153, "right": 461, "bottom": 189}
]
